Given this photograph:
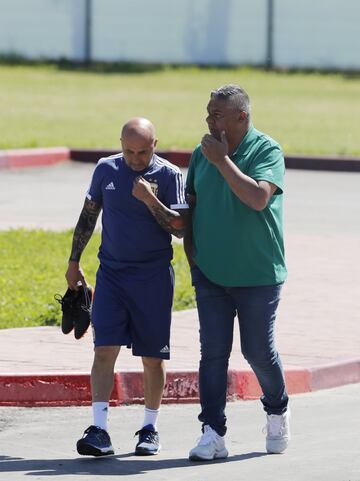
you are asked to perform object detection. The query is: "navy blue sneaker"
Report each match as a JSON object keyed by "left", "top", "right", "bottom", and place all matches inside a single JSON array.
[
  {"left": 135, "top": 424, "right": 161, "bottom": 455},
  {"left": 76, "top": 425, "right": 114, "bottom": 457}
]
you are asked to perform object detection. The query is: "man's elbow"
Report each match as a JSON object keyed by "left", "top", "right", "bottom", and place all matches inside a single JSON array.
[
  {"left": 253, "top": 201, "right": 268, "bottom": 211},
  {"left": 249, "top": 194, "right": 269, "bottom": 211}
]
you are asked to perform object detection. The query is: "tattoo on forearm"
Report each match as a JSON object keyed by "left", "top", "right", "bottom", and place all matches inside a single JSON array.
[
  {"left": 69, "top": 199, "right": 101, "bottom": 261},
  {"left": 148, "top": 204, "right": 186, "bottom": 239}
]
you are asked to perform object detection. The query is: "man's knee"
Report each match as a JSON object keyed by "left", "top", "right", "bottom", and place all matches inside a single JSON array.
[
  {"left": 200, "top": 342, "right": 232, "bottom": 362},
  {"left": 94, "top": 346, "right": 120, "bottom": 366},
  {"left": 242, "top": 348, "right": 279, "bottom": 368},
  {"left": 142, "top": 356, "right": 164, "bottom": 370}
]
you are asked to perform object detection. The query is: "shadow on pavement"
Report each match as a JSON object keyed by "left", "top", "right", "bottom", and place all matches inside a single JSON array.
[{"left": 0, "top": 451, "right": 267, "bottom": 476}]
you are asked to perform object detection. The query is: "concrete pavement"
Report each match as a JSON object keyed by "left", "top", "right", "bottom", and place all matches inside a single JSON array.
[{"left": 0, "top": 383, "right": 359, "bottom": 481}]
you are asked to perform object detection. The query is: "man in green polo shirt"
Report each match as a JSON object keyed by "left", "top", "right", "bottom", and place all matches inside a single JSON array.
[{"left": 184, "top": 84, "right": 289, "bottom": 461}]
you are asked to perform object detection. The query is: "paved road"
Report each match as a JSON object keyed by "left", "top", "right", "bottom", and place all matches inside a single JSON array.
[
  {"left": 1, "top": 161, "right": 360, "bottom": 235},
  {"left": 0, "top": 383, "right": 359, "bottom": 481}
]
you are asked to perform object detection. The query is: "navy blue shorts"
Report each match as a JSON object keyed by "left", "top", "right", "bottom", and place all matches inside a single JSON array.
[{"left": 91, "top": 263, "right": 174, "bottom": 359}]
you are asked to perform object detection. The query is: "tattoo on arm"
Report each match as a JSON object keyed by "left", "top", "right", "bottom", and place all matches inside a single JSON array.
[
  {"left": 69, "top": 199, "right": 102, "bottom": 261},
  {"left": 148, "top": 203, "right": 188, "bottom": 239}
]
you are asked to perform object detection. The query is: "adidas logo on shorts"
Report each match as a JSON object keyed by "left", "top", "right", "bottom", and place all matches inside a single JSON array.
[{"left": 160, "top": 345, "right": 170, "bottom": 353}]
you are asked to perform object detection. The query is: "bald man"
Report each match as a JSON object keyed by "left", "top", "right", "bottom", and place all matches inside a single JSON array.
[{"left": 65, "top": 118, "right": 188, "bottom": 457}]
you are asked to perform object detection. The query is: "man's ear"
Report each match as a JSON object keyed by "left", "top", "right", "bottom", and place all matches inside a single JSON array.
[{"left": 239, "top": 111, "right": 248, "bottom": 123}]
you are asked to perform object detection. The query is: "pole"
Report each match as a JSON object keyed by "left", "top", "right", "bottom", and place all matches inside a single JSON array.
[
  {"left": 266, "top": 0, "right": 274, "bottom": 69},
  {"left": 84, "top": 0, "right": 92, "bottom": 64}
]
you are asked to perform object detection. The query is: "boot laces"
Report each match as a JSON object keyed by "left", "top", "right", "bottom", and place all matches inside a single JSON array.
[
  {"left": 81, "top": 288, "right": 92, "bottom": 313},
  {"left": 54, "top": 289, "right": 91, "bottom": 313},
  {"left": 54, "top": 293, "right": 76, "bottom": 310}
]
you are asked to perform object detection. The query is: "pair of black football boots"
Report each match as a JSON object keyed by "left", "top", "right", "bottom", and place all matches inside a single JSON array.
[{"left": 55, "top": 284, "right": 93, "bottom": 339}]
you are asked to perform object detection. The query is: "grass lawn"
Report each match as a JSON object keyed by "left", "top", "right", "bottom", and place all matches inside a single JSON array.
[
  {"left": 0, "top": 230, "right": 195, "bottom": 329},
  {"left": 1, "top": 64, "right": 360, "bottom": 155}
]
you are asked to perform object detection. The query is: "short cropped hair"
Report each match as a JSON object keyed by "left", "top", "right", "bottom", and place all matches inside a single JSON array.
[{"left": 210, "top": 84, "right": 251, "bottom": 117}]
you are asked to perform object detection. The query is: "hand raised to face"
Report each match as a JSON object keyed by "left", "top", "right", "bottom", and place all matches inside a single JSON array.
[{"left": 201, "top": 130, "right": 229, "bottom": 165}]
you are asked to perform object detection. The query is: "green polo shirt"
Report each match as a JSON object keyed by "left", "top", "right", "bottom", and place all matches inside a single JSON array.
[{"left": 186, "top": 125, "right": 287, "bottom": 287}]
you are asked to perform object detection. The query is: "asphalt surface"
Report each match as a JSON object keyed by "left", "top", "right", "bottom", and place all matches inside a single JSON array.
[
  {"left": 1, "top": 160, "right": 360, "bottom": 235},
  {"left": 0, "top": 383, "right": 359, "bottom": 481}
]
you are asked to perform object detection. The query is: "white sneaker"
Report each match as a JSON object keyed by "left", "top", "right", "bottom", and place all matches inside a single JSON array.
[
  {"left": 189, "top": 425, "right": 228, "bottom": 461},
  {"left": 264, "top": 409, "right": 290, "bottom": 454}
]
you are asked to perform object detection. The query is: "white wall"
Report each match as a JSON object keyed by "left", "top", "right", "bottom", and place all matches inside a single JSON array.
[
  {"left": 0, "top": 0, "right": 359, "bottom": 70},
  {"left": 274, "top": 0, "right": 360, "bottom": 70},
  {"left": 91, "top": 0, "right": 266, "bottom": 65},
  {"left": 0, "top": 0, "right": 87, "bottom": 61}
]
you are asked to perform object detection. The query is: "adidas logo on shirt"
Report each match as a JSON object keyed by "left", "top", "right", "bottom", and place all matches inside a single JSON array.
[
  {"left": 160, "top": 345, "right": 170, "bottom": 353},
  {"left": 105, "top": 182, "right": 116, "bottom": 190}
]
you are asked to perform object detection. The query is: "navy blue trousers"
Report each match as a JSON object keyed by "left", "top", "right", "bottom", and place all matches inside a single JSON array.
[{"left": 191, "top": 266, "right": 288, "bottom": 436}]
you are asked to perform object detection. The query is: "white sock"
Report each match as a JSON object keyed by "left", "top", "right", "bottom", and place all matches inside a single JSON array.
[
  {"left": 142, "top": 407, "right": 160, "bottom": 430},
  {"left": 92, "top": 402, "right": 109, "bottom": 431}
]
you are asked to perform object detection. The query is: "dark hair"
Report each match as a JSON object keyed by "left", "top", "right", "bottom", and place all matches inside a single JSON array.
[{"left": 210, "top": 84, "right": 250, "bottom": 117}]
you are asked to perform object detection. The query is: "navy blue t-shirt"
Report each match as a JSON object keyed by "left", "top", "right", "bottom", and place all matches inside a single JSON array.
[{"left": 86, "top": 153, "right": 187, "bottom": 272}]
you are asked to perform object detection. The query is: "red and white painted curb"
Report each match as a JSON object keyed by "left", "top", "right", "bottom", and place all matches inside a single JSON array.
[
  {"left": 1, "top": 359, "right": 359, "bottom": 407},
  {"left": 1, "top": 147, "right": 360, "bottom": 171},
  {"left": 0, "top": 147, "right": 70, "bottom": 169}
]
